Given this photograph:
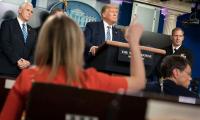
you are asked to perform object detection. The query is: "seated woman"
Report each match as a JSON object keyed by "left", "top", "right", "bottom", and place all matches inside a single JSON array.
[
  {"left": 0, "top": 14, "right": 145, "bottom": 120},
  {"left": 160, "top": 55, "right": 199, "bottom": 98}
]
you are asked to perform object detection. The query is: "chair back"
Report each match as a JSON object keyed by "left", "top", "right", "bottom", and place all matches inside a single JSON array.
[{"left": 25, "top": 82, "right": 147, "bottom": 120}]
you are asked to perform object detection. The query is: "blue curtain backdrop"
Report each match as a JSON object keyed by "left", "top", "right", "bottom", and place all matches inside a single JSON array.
[
  {"left": 177, "top": 13, "right": 200, "bottom": 78},
  {"left": 157, "top": 13, "right": 164, "bottom": 33},
  {"left": 31, "top": 0, "right": 36, "bottom": 8},
  {"left": 118, "top": 1, "right": 133, "bottom": 26}
]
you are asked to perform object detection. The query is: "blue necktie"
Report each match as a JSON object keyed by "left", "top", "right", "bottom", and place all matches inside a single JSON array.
[
  {"left": 106, "top": 26, "right": 111, "bottom": 40},
  {"left": 22, "top": 24, "right": 28, "bottom": 43}
]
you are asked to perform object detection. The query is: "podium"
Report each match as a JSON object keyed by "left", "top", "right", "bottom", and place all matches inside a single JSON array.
[{"left": 86, "top": 41, "right": 166, "bottom": 76}]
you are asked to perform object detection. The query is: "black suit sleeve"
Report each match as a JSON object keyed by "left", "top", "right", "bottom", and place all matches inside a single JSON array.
[
  {"left": 28, "top": 28, "right": 37, "bottom": 64},
  {"left": 84, "top": 23, "right": 94, "bottom": 51},
  {"left": 0, "top": 20, "right": 20, "bottom": 64},
  {"left": 113, "top": 27, "right": 127, "bottom": 43}
]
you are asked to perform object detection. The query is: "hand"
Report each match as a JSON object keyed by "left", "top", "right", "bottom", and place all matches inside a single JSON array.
[
  {"left": 23, "top": 59, "right": 30, "bottom": 68},
  {"left": 17, "top": 58, "right": 30, "bottom": 69},
  {"left": 89, "top": 46, "right": 99, "bottom": 56},
  {"left": 125, "top": 17, "right": 144, "bottom": 46}
]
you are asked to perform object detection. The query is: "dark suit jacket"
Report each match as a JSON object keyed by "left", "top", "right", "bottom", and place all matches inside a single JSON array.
[
  {"left": 84, "top": 21, "right": 126, "bottom": 62},
  {"left": 163, "top": 80, "right": 199, "bottom": 98},
  {"left": 0, "top": 18, "right": 37, "bottom": 77},
  {"left": 164, "top": 45, "right": 193, "bottom": 65}
]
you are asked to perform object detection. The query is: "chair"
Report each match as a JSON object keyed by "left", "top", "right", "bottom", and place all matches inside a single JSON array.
[
  {"left": 25, "top": 82, "right": 147, "bottom": 120},
  {"left": 0, "top": 75, "right": 15, "bottom": 112}
]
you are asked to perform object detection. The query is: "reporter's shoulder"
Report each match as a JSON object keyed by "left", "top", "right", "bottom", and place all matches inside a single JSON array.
[
  {"left": 84, "top": 67, "right": 108, "bottom": 76},
  {"left": 85, "top": 67, "right": 97, "bottom": 73}
]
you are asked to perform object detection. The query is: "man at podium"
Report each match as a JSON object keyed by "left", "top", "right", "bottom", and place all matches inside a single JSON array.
[{"left": 84, "top": 4, "right": 126, "bottom": 62}]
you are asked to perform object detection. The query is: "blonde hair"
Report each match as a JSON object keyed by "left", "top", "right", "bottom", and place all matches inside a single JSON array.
[
  {"left": 50, "top": 8, "right": 64, "bottom": 15},
  {"left": 35, "top": 14, "right": 84, "bottom": 85},
  {"left": 101, "top": 4, "right": 118, "bottom": 16}
]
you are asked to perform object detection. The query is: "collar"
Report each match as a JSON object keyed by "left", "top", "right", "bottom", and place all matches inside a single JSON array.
[
  {"left": 17, "top": 17, "right": 27, "bottom": 26},
  {"left": 103, "top": 20, "right": 113, "bottom": 29},
  {"left": 172, "top": 45, "right": 181, "bottom": 50}
]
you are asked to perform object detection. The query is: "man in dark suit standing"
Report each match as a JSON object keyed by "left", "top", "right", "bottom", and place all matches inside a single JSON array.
[
  {"left": 0, "top": 2, "right": 37, "bottom": 77},
  {"left": 84, "top": 4, "right": 126, "bottom": 61},
  {"left": 164, "top": 27, "right": 192, "bottom": 64}
]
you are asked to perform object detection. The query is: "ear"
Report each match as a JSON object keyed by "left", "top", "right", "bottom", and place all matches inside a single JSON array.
[
  {"left": 102, "top": 13, "right": 106, "bottom": 18},
  {"left": 18, "top": 8, "right": 22, "bottom": 14},
  {"left": 182, "top": 35, "right": 184, "bottom": 40},
  {"left": 170, "top": 35, "right": 173, "bottom": 40},
  {"left": 172, "top": 68, "right": 180, "bottom": 79}
]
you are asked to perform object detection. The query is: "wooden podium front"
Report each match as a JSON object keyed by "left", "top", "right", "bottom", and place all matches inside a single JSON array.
[{"left": 86, "top": 41, "right": 166, "bottom": 76}]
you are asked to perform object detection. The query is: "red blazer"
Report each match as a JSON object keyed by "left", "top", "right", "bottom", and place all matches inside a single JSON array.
[{"left": 0, "top": 66, "right": 127, "bottom": 120}]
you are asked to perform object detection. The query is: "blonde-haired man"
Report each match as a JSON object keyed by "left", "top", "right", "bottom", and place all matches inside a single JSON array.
[{"left": 84, "top": 4, "right": 126, "bottom": 64}]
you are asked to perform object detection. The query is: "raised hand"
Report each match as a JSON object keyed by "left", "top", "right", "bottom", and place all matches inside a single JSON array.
[{"left": 125, "top": 17, "right": 144, "bottom": 46}]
